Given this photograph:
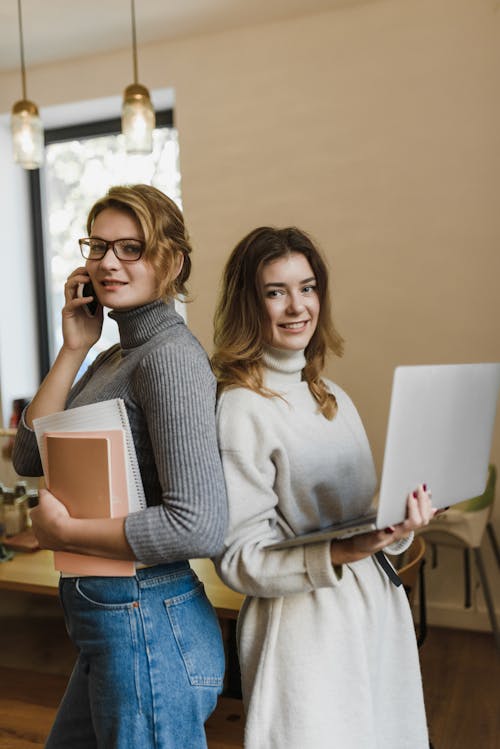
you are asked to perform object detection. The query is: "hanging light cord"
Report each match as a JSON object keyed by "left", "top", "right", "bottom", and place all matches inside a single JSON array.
[
  {"left": 131, "top": 0, "right": 139, "bottom": 84},
  {"left": 17, "top": 0, "right": 27, "bottom": 100}
]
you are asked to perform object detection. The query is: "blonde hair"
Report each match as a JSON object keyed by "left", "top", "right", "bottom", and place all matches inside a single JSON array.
[
  {"left": 87, "top": 184, "right": 192, "bottom": 300},
  {"left": 212, "top": 227, "right": 344, "bottom": 419}
]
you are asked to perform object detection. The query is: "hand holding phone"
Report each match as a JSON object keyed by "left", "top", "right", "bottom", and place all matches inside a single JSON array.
[{"left": 77, "top": 281, "right": 99, "bottom": 318}]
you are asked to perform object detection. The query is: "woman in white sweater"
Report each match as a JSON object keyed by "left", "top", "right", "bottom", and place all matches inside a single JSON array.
[{"left": 212, "top": 227, "right": 435, "bottom": 749}]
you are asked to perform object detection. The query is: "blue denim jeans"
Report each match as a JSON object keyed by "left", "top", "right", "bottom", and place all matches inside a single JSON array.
[{"left": 46, "top": 562, "right": 225, "bottom": 749}]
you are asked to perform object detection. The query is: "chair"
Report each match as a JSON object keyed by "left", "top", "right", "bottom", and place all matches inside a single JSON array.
[
  {"left": 417, "top": 464, "right": 500, "bottom": 650},
  {"left": 394, "top": 535, "right": 428, "bottom": 647},
  {"left": 393, "top": 537, "right": 436, "bottom": 749}
]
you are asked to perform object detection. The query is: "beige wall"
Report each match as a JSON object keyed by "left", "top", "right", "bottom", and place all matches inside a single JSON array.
[{"left": 1, "top": 0, "right": 499, "bottom": 626}]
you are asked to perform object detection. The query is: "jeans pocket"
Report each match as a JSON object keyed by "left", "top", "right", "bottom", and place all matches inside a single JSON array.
[
  {"left": 165, "top": 581, "right": 225, "bottom": 688},
  {"left": 74, "top": 577, "right": 139, "bottom": 609}
]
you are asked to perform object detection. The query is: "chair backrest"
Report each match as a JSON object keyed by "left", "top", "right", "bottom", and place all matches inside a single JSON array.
[
  {"left": 454, "top": 463, "right": 496, "bottom": 513},
  {"left": 396, "top": 536, "right": 426, "bottom": 604}
]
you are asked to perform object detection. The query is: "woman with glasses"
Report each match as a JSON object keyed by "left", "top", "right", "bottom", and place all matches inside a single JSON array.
[{"left": 13, "top": 184, "right": 228, "bottom": 749}]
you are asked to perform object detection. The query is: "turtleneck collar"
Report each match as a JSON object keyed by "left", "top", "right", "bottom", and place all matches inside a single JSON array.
[
  {"left": 262, "top": 346, "right": 306, "bottom": 389},
  {"left": 109, "top": 298, "right": 182, "bottom": 349}
]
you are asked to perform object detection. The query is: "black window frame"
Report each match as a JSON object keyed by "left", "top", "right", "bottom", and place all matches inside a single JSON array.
[{"left": 28, "top": 109, "right": 174, "bottom": 382}]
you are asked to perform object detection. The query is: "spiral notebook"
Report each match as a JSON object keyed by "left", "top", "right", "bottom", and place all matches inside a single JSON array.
[{"left": 33, "top": 398, "right": 146, "bottom": 514}]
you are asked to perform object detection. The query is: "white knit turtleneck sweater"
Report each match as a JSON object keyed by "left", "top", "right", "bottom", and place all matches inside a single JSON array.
[
  {"left": 215, "top": 348, "right": 428, "bottom": 749},
  {"left": 261, "top": 345, "right": 306, "bottom": 386},
  {"left": 216, "top": 346, "right": 378, "bottom": 595}
]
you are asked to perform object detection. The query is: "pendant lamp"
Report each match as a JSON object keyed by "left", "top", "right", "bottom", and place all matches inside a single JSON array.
[
  {"left": 122, "top": 0, "right": 155, "bottom": 154},
  {"left": 10, "top": 0, "right": 43, "bottom": 169}
]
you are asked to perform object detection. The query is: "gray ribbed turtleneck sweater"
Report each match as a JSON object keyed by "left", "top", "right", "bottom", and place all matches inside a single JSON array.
[{"left": 13, "top": 299, "right": 228, "bottom": 564}]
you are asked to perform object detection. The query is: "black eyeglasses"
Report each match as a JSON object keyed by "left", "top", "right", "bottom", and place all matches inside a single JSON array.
[{"left": 79, "top": 238, "right": 145, "bottom": 262}]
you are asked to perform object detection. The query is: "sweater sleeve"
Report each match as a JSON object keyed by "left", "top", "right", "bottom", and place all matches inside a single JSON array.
[
  {"left": 385, "top": 531, "right": 414, "bottom": 556},
  {"left": 215, "top": 391, "right": 342, "bottom": 597},
  {"left": 11, "top": 408, "right": 42, "bottom": 477},
  {"left": 124, "top": 344, "right": 228, "bottom": 564},
  {"left": 11, "top": 348, "right": 116, "bottom": 478}
]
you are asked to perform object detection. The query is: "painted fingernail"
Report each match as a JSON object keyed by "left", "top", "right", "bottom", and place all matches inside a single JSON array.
[
  {"left": 413, "top": 491, "right": 418, "bottom": 498},
  {"left": 423, "top": 483, "right": 427, "bottom": 492},
  {"left": 384, "top": 526, "right": 395, "bottom": 534}
]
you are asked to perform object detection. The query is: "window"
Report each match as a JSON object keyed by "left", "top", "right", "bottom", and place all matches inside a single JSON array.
[{"left": 29, "top": 110, "right": 182, "bottom": 381}]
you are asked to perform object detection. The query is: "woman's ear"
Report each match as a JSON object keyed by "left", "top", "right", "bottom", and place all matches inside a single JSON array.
[
  {"left": 172, "top": 252, "right": 184, "bottom": 281},
  {"left": 160, "top": 252, "right": 185, "bottom": 299}
]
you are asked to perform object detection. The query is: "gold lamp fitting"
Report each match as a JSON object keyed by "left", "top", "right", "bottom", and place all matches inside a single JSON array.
[
  {"left": 12, "top": 99, "right": 39, "bottom": 116},
  {"left": 123, "top": 83, "right": 152, "bottom": 103}
]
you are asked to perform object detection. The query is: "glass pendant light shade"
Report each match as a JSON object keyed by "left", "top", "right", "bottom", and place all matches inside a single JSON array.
[
  {"left": 122, "top": 83, "right": 155, "bottom": 154},
  {"left": 122, "top": 0, "right": 155, "bottom": 154},
  {"left": 11, "top": 99, "right": 44, "bottom": 169},
  {"left": 11, "top": 0, "right": 44, "bottom": 170}
]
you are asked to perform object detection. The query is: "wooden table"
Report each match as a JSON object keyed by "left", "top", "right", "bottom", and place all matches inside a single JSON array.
[
  {"left": 0, "top": 549, "right": 244, "bottom": 616},
  {"left": 190, "top": 558, "right": 244, "bottom": 619},
  {"left": 0, "top": 549, "right": 59, "bottom": 597}
]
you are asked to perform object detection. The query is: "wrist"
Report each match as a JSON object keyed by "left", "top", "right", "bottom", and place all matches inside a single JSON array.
[
  {"left": 57, "top": 344, "right": 90, "bottom": 375},
  {"left": 51, "top": 512, "right": 73, "bottom": 551},
  {"left": 59, "top": 342, "right": 89, "bottom": 359},
  {"left": 331, "top": 536, "right": 373, "bottom": 566},
  {"left": 330, "top": 538, "right": 352, "bottom": 566}
]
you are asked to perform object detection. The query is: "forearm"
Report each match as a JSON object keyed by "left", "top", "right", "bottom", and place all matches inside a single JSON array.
[
  {"left": 218, "top": 526, "right": 341, "bottom": 597},
  {"left": 330, "top": 486, "right": 434, "bottom": 564},
  {"left": 330, "top": 528, "right": 413, "bottom": 565},
  {"left": 34, "top": 500, "right": 136, "bottom": 560},
  {"left": 125, "top": 496, "right": 227, "bottom": 565},
  {"left": 64, "top": 517, "right": 135, "bottom": 560},
  {"left": 26, "top": 346, "right": 88, "bottom": 427}
]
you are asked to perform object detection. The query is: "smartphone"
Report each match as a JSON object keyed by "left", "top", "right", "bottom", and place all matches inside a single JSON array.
[{"left": 77, "top": 281, "right": 99, "bottom": 318}]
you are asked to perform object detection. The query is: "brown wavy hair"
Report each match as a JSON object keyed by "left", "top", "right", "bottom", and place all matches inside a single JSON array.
[
  {"left": 86, "top": 184, "right": 192, "bottom": 300},
  {"left": 212, "top": 227, "right": 344, "bottom": 419}
]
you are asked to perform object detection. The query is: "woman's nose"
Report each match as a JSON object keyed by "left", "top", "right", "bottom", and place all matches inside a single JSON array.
[
  {"left": 286, "top": 293, "right": 305, "bottom": 314},
  {"left": 98, "top": 247, "right": 121, "bottom": 269}
]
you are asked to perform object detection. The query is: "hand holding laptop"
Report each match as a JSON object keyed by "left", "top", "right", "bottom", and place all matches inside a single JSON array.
[
  {"left": 329, "top": 483, "right": 435, "bottom": 565},
  {"left": 268, "top": 362, "right": 500, "bottom": 552}
]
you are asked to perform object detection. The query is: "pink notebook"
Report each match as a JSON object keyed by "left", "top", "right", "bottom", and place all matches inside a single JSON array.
[{"left": 44, "top": 430, "right": 135, "bottom": 577}]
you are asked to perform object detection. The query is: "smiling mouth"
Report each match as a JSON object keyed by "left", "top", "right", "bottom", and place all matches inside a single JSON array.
[
  {"left": 101, "top": 280, "right": 127, "bottom": 287},
  {"left": 279, "top": 321, "right": 309, "bottom": 330}
]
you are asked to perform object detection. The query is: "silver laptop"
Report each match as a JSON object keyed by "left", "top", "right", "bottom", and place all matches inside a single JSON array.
[{"left": 268, "top": 363, "right": 500, "bottom": 550}]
